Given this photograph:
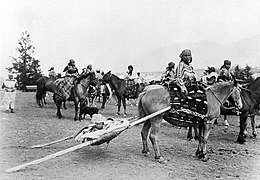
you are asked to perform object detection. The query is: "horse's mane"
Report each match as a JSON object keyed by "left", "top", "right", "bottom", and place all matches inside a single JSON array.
[
  {"left": 111, "top": 74, "right": 124, "bottom": 81},
  {"left": 209, "top": 81, "right": 233, "bottom": 92}
]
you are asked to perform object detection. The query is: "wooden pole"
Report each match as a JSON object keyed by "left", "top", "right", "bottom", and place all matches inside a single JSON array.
[
  {"left": 5, "top": 139, "right": 98, "bottom": 173},
  {"left": 129, "top": 106, "right": 170, "bottom": 127},
  {"left": 30, "top": 135, "right": 74, "bottom": 148},
  {"left": 5, "top": 109, "right": 170, "bottom": 173}
]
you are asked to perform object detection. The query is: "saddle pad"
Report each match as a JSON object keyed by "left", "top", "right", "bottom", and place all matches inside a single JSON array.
[{"left": 164, "top": 81, "right": 208, "bottom": 127}]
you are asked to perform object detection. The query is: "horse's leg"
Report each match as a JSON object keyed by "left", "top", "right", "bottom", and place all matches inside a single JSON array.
[
  {"left": 74, "top": 98, "right": 79, "bottom": 121},
  {"left": 122, "top": 97, "right": 127, "bottom": 116},
  {"left": 194, "top": 125, "right": 199, "bottom": 140},
  {"left": 141, "top": 120, "right": 151, "bottom": 156},
  {"left": 63, "top": 100, "right": 67, "bottom": 110},
  {"left": 149, "top": 118, "right": 166, "bottom": 163},
  {"left": 196, "top": 124, "right": 204, "bottom": 157},
  {"left": 101, "top": 93, "right": 106, "bottom": 109},
  {"left": 237, "top": 113, "right": 248, "bottom": 144},
  {"left": 223, "top": 115, "right": 229, "bottom": 126},
  {"left": 54, "top": 94, "right": 63, "bottom": 119},
  {"left": 250, "top": 115, "right": 257, "bottom": 138},
  {"left": 199, "top": 123, "right": 211, "bottom": 162},
  {"left": 187, "top": 126, "right": 193, "bottom": 141},
  {"left": 116, "top": 96, "right": 121, "bottom": 115}
]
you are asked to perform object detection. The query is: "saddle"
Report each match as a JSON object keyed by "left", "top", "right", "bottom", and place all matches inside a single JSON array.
[
  {"left": 125, "top": 79, "right": 136, "bottom": 98},
  {"left": 164, "top": 81, "right": 208, "bottom": 127}
]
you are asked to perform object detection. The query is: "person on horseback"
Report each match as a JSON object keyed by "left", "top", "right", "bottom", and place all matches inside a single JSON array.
[
  {"left": 217, "top": 59, "right": 238, "bottom": 126},
  {"left": 218, "top": 59, "right": 233, "bottom": 82},
  {"left": 86, "top": 64, "right": 95, "bottom": 74},
  {"left": 201, "top": 66, "right": 218, "bottom": 86},
  {"left": 56, "top": 59, "right": 79, "bottom": 100},
  {"left": 48, "top": 67, "right": 56, "bottom": 79},
  {"left": 175, "top": 49, "right": 197, "bottom": 94},
  {"left": 161, "top": 62, "right": 175, "bottom": 87},
  {"left": 124, "top": 65, "right": 134, "bottom": 80}
]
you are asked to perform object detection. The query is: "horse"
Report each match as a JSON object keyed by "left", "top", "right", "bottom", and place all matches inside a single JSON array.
[
  {"left": 137, "top": 80, "right": 241, "bottom": 162},
  {"left": 236, "top": 77, "right": 260, "bottom": 143},
  {"left": 36, "top": 76, "right": 67, "bottom": 109},
  {"left": 102, "top": 71, "right": 145, "bottom": 116},
  {"left": 53, "top": 72, "right": 97, "bottom": 120}
]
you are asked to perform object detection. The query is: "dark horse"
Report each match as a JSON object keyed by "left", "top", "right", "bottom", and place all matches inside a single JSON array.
[
  {"left": 36, "top": 73, "right": 97, "bottom": 120},
  {"left": 236, "top": 77, "right": 260, "bottom": 143},
  {"left": 36, "top": 77, "right": 66, "bottom": 108},
  {"left": 138, "top": 81, "right": 241, "bottom": 162},
  {"left": 102, "top": 71, "right": 145, "bottom": 116}
]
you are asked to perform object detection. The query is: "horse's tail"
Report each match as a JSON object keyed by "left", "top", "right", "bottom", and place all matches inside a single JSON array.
[
  {"left": 137, "top": 90, "right": 147, "bottom": 119},
  {"left": 35, "top": 76, "right": 47, "bottom": 106}
]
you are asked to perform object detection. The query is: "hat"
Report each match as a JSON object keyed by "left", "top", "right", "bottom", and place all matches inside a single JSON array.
[
  {"left": 128, "top": 65, "right": 133, "bottom": 69},
  {"left": 167, "top": 62, "right": 175, "bottom": 68},
  {"left": 224, "top": 59, "right": 231, "bottom": 65},
  {"left": 179, "top": 49, "right": 192, "bottom": 58},
  {"left": 91, "top": 114, "right": 107, "bottom": 124},
  {"left": 205, "top": 66, "right": 216, "bottom": 73},
  {"left": 48, "top": 67, "right": 54, "bottom": 71},
  {"left": 69, "top": 59, "right": 75, "bottom": 63}
]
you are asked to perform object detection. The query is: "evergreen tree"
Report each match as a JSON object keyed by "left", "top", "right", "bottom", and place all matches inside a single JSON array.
[
  {"left": 6, "top": 31, "right": 42, "bottom": 90},
  {"left": 242, "top": 64, "right": 253, "bottom": 83}
]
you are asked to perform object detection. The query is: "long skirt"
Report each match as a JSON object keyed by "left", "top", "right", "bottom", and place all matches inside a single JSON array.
[{"left": 1, "top": 91, "right": 16, "bottom": 110}]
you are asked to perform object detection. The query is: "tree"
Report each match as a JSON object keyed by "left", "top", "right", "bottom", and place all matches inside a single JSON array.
[
  {"left": 241, "top": 64, "right": 253, "bottom": 83},
  {"left": 6, "top": 31, "right": 42, "bottom": 90},
  {"left": 233, "top": 64, "right": 253, "bottom": 83}
]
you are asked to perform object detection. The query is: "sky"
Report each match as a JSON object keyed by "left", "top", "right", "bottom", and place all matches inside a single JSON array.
[{"left": 1, "top": 0, "right": 260, "bottom": 77}]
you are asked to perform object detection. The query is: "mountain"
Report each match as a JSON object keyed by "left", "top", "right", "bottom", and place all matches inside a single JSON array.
[{"left": 138, "top": 35, "right": 260, "bottom": 72}]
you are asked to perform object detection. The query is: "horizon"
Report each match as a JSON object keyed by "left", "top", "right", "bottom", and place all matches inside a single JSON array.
[{"left": 1, "top": 0, "right": 260, "bottom": 77}]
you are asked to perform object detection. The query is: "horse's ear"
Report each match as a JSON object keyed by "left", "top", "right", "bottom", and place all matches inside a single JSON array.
[{"left": 108, "top": 71, "right": 111, "bottom": 74}]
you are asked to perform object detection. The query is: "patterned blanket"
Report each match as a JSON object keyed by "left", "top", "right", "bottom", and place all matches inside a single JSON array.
[
  {"left": 125, "top": 79, "right": 136, "bottom": 98},
  {"left": 54, "top": 77, "right": 75, "bottom": 100},
  {"left": 164, "top": 81, "right": 208, "bottom": 127}
]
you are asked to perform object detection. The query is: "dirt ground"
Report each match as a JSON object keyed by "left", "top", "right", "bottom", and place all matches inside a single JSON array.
[{"left": 0, "top": 90, "right": 260, "bottom": 180}]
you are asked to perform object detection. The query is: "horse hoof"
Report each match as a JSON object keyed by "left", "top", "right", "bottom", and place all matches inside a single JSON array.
[
  {"left": 237, "top": 137, "right": 247, "bottom": 144},
  {"left": 142, "top": 151, "right": 150, "bottom": 157},
  {"left": 156, "top": 157, "right": 168, "bottom": 164},
  {"left": 187, "top": 136, "right": 193, "bottom": 141},
  {"left": 201, "top": 155, "right": 209, "bottom": 162},
  {"left": 250, "top": 133, "right": 257, "bottom": 139}
]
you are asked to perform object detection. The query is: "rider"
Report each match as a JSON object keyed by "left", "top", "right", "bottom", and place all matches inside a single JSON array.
[
  {"left": 86, "top": 64, "right": 95, "bottom": 74},
  {"left": 124, "top": 65, "right": 134, "bottom": 80},
  {"left": 48, "top": 67, "right": 56, "bottom": 79},
  {"left": 217, "top": 59, "right": 237, "bottom": 126},
  {"left": 57, "top": 59, "right": 79, "bottom": 100},
  {"left": 175, "top": 49, "right": 197, "bottom": 94},
  {"left": 201, "top": 66, "right": 218, "bottom": 86},
  {"left": 161, "top": 62, "right": 175, "bottom": 83},
  {"left": 218, "top": 59, "right": 233, "bottom": 82},
  {"left": 124, "top": 65, "right": 136, "bottom": 99}
]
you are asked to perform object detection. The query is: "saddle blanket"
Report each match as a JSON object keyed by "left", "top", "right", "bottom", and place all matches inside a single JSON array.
[
  {"left": 54, "top": 77, "right": 75, "bottom": 100},
  {"left": 164, "top": 81, "right": 208, "bottom": 127}
]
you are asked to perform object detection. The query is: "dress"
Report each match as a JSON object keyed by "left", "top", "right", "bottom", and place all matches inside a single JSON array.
[
  {"left": 218, "top": 67, "right": 233, "bottom": 82},
  {"left": 175, "top": 61, "right": 197, "bottom": 85},
  {"left": 1, "top": 78, "right": 17, "bottom": 111},
  {"left": 56, "top": 64, "right": 79, "bottom": 100}
]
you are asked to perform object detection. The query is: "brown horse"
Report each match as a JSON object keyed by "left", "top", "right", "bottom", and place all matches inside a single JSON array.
[
  {"left": 36, "top": 73, "right": 97, "bottom": 120},
  {"left": 36, "top": 77, "right": 66, "bottom": 108},
  {"left": 102, "top": 71, "right": 145, "bottom": 116},
  {"left": 138, "top": 81, "right": 241, "bottom": 162},
  {"left": 236, "top": 77, "right": 260, "bottom": 143},
  {"left": 53, "top": 72, "right": 97, "bottom": 120}
]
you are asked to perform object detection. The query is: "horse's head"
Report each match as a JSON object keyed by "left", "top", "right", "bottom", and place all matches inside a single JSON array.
[
  {"left": 89, "top": 72, "right": 98, "bottom": 86},
  {"left": 230, "top": 84, "right": 243, "bottom": 110},
  {"left": 102, "top": 71, "right": 112, "bottom": 83}
]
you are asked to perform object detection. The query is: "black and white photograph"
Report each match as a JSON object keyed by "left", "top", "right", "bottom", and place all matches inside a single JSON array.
[{"left": 0, "top": 0, "right": 260, "bottom": 179}]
